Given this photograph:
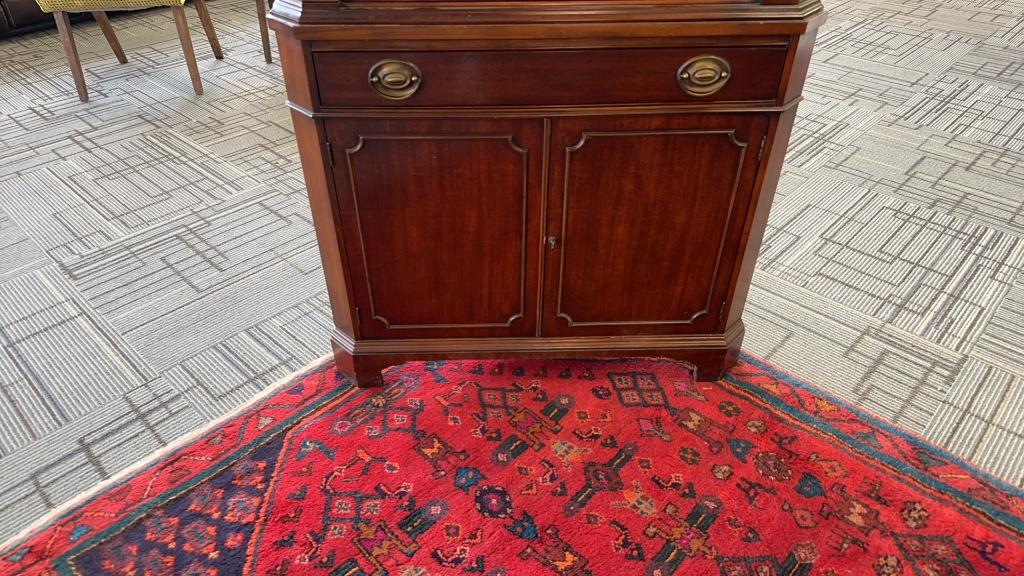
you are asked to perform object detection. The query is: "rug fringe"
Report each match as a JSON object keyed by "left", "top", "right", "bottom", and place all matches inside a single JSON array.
[{"left": 0, "top": 353, "right": 336, "bottom": 554}]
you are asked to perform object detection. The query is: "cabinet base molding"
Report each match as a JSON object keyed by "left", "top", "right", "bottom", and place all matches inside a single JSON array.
[{"left": 332, "top": 322, "right": 744, "bottom": 387}]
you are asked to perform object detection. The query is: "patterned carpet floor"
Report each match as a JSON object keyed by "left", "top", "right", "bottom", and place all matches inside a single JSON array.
[
  {"left": 3, "top": 356, "right": 1023, "bottom": 575},
  {"left": 0, "top": 0, "right": 1022, "bottom": 543}
]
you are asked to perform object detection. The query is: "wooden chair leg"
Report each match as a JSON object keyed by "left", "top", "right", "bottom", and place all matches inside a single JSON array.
[
  {"left": 192, "top": 0, "right": 222, "bottom": 59},
  {"left": 53, "top": 12, "right": 89, "bottom": 102},
  {"left": 91, "top": 11, "right": 127, "bottom": 64},
  {"left": 255, "top": 0, "right": 271, "bottom": 63},
  {"left": 171, "top": 6, "right": 203, "bottom": 95}
]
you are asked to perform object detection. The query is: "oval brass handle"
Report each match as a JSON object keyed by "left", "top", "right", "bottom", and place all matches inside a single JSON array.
[
  {"left": 676, "top": 55, "right": 731, "bottom": 97},
  {"left": 368, "top": 60, "right": 423, "bottom": 100}
]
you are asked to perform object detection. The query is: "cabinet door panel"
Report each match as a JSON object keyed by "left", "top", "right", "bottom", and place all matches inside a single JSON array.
[
  {"left": 543, "top": 114, "right": 768, "bottom": 336},
  {"left": 327, "top": 118, "right": 544, "bottom": 339}
]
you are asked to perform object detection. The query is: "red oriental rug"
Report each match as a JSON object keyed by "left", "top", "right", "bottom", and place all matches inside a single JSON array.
[{"left": 2, "top": 355, "right": 1023, "bottom": 576}]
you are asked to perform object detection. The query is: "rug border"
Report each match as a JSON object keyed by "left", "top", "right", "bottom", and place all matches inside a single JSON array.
[
  {"left": 0, "top": 353, "right": 335, "bottom": 556},
  {"left": 737, "top": 352, "right": 1024, "bottom": 497}
]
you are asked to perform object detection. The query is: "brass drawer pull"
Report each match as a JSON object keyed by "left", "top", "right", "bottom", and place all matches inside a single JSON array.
[
  {"left": 368, "top": 60, "right": 423, "bottom": 100},
  {"left": 676, "top": 55, "right": 731, "bottom": 97}
]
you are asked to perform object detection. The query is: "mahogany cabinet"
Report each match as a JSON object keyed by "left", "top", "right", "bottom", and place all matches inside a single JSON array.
[{"left": 269, "top": 0, "right": 825, "bottom": 386}]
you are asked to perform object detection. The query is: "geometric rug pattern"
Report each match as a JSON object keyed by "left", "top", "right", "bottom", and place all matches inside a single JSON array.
[
  {"left": 0, "top": 0, "right": 1023, "bottom": 543},
  {"left": 2, "top": 355, "right": 1022, "bottom": 575}
]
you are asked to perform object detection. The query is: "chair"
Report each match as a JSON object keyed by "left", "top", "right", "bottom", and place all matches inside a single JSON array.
[{"left": 38, "top": 0, "right": 222, "bottom": 102}]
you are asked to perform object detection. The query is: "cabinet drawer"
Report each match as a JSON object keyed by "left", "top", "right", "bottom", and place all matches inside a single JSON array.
[{"left": 313, "top": 46, "right": 787, "bottom": 108}]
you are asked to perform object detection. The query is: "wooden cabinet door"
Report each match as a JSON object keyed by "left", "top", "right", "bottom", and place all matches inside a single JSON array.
[
  {"left": 542, "top": 113, "right": 769, "bottom": 337},
  {"left": 326, "top": 118, "right": 544, "bottom": 339}
]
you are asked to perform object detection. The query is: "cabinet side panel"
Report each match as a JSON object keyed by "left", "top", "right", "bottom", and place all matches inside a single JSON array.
[
  {"left": 289, "top": 111, "right": 356, "bottom": 337},
  {"left": 276, "top": 28, "right": 356, "bottom": 338},
  {"left": 725, "top": 24, "right": 820, "bottom": 328}
]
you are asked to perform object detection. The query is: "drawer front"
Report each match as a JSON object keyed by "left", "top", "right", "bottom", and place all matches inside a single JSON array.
[{"left": 313, "top": 46, "right": 787, "bottom": 108}]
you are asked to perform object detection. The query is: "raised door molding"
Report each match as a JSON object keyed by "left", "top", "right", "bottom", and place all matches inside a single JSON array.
[
  {"left": 344, "top": 133, "right": 530, "bottom": 330},
  {"left": 555, "top": 128, "right": 748, "bottom": 328}
]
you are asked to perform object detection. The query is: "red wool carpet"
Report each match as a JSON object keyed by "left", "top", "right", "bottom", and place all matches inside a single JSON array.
[{"left": 2, "top": 355, "right": 1022, "bottom": 575}]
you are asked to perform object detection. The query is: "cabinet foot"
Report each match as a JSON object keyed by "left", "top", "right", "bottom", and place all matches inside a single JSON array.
[
  {"left": 353, "top": 365, "right": 385, "bottom": 388},
  {"left": 331, "top": 343, "right": 386, "bottom": 388},
  {"left": 690, "top": 355, "right": 728, "bottom": 382},
  {"left": 675, "top": 327, "right": 742, "bottom": 382}
]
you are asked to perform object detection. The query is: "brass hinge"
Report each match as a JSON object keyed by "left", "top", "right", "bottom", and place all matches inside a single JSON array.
[
  {"left": 719, "top": 302, "right": 726, "bottom": 323},
  {"left": 325, "top": 140, "right": 335, "bottom": 166},
  {"left": 354, "top": 306, "right": 361, "bottom": 325},
  {"left": 757, "top": 135, "right": 767, "bottom": 162}
]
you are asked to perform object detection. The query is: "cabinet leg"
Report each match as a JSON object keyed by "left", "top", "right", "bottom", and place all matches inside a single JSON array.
[
  {"left": 353, "top": 363, "right": 384, "bottom": 388},
  {"left": 336, "top": 360, "right": 384, "bottom": 388},
  {"left": 690, "top": 354, "right": 727, "bottom": 382},
  {"left": 332, "top": 347, "right": 385, "bottom": 388},
  {"left": 686, "top": 321, "right": 744, "bottom": 381},
  {"left": 686, "top": 345, "right": 740, "bottom": 383}
]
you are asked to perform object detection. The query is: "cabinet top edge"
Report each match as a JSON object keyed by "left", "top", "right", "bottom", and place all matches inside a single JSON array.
[{"left": 269, "top": 0, "right": 827, "bottom": 31}]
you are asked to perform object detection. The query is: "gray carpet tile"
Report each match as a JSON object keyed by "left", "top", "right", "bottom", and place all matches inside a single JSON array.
[
  {"left": 0, "top": 266, "right": 155, "bottom": 456},
  {"left": 893, "top": 75, "right": 1024, "bottom": 152},
  {"left": 783, "top": 92, "right": 884, "bottom": 171},
  {"left": 175, "top": 106, "right": 298, "bottom": 173},
  {"left": 759, "top": 174, "right": 1024, "bottom": 353},
  {"left": 0, "top": 374, "right": 206, "bottom": 538},
  {"left": 925, "top": 357, "right": 1024, "bottom": 483},
  {"left": 820, "top": 118, "right": 1024, "bottom": 236},
  {"left": 825, "top": 0, "right": 1024, "bottom": 43},
  {"left": 0, "top": 0, "right": 1023, "bottom": 543},
  {"left": 744, "top": 269, "right": 964, "bottom": 435},
  {"left": 62, "top": 185, "right": 325, "bottom": 370},
  {"left": 804, "top": 16, "right": 977, "bottom": 113},
  {"left": 947, "top": 43, "right": 1024, "bottom": 88},
  {"left": 162, "top": 292, "right": 333, "bottom": 420},
  {"left": 0, "top": 96, "right": 158, "bottom": 175},
  {"left": 974, "top": 276, "right": 1024, "bottom": 375},
  {"left": 0, "top": 209, "right": 47, "bottom": 284}
]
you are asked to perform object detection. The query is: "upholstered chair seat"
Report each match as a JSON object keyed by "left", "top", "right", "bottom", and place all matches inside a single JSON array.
[{"left": 36, "top": 0, "right": 184, "bottom": 12}]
